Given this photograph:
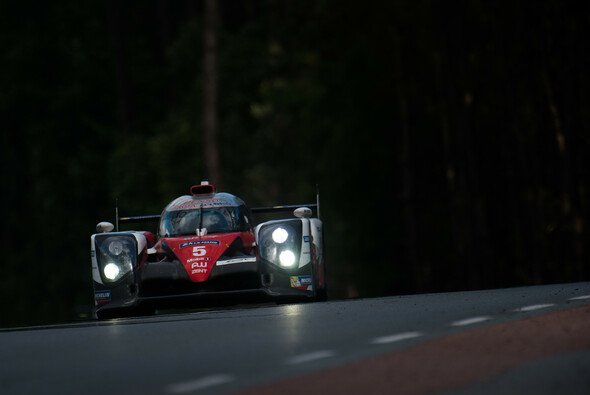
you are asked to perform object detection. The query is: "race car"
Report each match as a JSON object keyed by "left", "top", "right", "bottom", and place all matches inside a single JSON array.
[{"left": 90, "top": 181, "right": 326, "bottom": 319}]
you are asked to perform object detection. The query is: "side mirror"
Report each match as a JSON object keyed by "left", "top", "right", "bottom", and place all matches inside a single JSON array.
[
  {"left": 293, "top": 207, "right": 312, "bottom": 218},
  {"left": 96, "top": 222, "right": 115, "bottom": 233}
]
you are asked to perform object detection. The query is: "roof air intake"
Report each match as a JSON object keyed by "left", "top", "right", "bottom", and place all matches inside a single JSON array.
[{"left": 190, "top": 181, "right": 216, "bottom": 196}]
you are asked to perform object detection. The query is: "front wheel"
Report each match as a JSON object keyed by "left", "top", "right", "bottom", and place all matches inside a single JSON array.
[
  {"left": 314, "top": 264, "right": 328, "bottom": 302},
  {"left": 315, "top": 285, "right": 328, "bottom": 302}
]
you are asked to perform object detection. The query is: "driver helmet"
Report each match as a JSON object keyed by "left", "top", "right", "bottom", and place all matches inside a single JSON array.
[{"left": 202, "top": 211, "right": 228, "bottom": 232}]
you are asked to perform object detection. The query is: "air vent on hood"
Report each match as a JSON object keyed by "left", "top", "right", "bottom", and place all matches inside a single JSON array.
[{"left": 190, "top": 181, "right": 216, "bottom": 196}]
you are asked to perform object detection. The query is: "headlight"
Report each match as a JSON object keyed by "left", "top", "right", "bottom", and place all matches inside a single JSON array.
[
  {"left": 258, "top": 221, "right": 302, "bottom": 269},
  {"left": 279, "top": 250, "right": 296, "bottom": 267},
  {"left": 95, "top": 235, "right": 137, "bottom": 283},
  {"left": 272, "top": 227, "right": 289, "bottom": 243},
  {"left": 103, "top": 263, "right": 120, "bottom": 280},
  {"left": 108, "top": 240, "right": 124, "bottom": 255}
]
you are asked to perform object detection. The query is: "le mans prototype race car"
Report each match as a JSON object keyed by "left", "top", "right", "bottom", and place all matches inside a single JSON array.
[{"left": 90, "top": 181, "right": 326, "bottom": 319}]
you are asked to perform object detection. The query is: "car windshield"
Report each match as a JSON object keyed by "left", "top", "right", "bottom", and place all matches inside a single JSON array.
[{"left": 159, "top": 207, "right": 237, "bottom": 237}]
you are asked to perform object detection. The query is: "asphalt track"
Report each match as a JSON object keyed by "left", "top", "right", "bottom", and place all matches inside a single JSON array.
[{"left": 1, "top": 282, "right": 589, "bottom": 395}]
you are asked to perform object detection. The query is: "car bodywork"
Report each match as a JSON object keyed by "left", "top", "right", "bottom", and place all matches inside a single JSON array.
[{"left": 90, "top": 182, "right": 326, "bottom": 319}]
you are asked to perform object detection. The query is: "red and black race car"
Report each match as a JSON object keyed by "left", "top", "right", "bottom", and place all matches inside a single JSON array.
[{"left": 90, "top": 181, "right": 326, "bottom": 319}]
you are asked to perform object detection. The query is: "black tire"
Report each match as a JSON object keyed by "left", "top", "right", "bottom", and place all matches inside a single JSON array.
[
  {"left": 314, "top": 263, "right": 328, "bottom": 302},
  {"left": 315, "top": 286, "right": 328, "bottom": 302}
]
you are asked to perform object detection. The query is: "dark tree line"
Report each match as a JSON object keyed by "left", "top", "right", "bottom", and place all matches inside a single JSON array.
[{"left": 1, "top": 0, "right": 588, "bottom": 327}]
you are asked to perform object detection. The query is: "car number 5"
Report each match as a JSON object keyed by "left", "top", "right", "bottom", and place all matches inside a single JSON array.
[{"left": 192, "top": 246, "right": 207, "bottom": 257}]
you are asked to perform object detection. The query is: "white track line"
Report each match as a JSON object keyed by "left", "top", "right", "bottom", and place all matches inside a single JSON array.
[
  {"left": 451, "top": 316, "right": 492, "bottom": 326},
  {"left": 371, "top": 331, "right": 423, "bottom": 344},
  {"left": 165, "top": 295, "right": 587, "bottom": 393},
  {"left": 166, "top": 374, "right": 234, "bottom": 393},
  {"left": 514, "top": 303, "right": 555, "bottom": 312},
  {"left": 285, "top": 350, "right": 335, "bottom": 365},
  {"left": 569, "top": 295, "right": 590, "bottom": 300}
]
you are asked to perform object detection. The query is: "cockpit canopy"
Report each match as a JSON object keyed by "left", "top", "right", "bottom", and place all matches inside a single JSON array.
[{"left": 158, "top": 193, "right": 252, "bottom": 237}]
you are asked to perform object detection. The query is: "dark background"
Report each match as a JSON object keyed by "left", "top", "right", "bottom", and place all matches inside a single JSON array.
[{"left": 1, "top": 0, "right": 588, "bottom": 328}]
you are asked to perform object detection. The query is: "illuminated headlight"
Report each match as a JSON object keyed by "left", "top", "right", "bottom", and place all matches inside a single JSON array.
[
  {"left": 103, "top": 263, "right": 120, "bottom": 280},
  {"left": 279, "top": 250, "right": 296, "bottom": 267},
  {"left": 272, "top": 227, "right": 289, "bottom": 244},
  {"left": 258, "top": 221, "right": 302, "bottom": 269},
  {"left": 95, "top": 235, "right": 137, "bottom": 283}
]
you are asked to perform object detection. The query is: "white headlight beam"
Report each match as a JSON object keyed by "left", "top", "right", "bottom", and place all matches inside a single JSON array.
[
  {"left": 272, "top": 227, "right": 289, "bottom": 244},
  {"left": 103, "top": 263, "right": 120, "bottom": 280},
  {"left": 279, "top": 250, "right": 296, "bottom": 267}
]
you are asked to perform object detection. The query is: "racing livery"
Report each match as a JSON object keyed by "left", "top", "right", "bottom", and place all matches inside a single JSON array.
[{"left": 90, "top": 181, "right": 326, "bottom": 319}]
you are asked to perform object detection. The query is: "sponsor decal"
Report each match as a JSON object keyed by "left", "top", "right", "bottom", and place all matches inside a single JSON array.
[
  {"left": 187, "top": 257, "right": 210, "bottom": 264},
  {"left": 191, "top": 262, "right": 207, "bottom": 269},
  {"left": 192, "top": 268, "right": 207, "bottom": 274},
  {"left": 180, "top": 240, "right": 220, "bottom": 248},
  {"left": 171, "top": 197, "right": 231, "bottom": 210},
  {"left": 95, "top": 290, "right": 111, "bottom": 303},
  {"left": 290, "top": 275, "right": 313, "bottom": 290},
  {"left": 303, "top": 236, "right": 310, "bottom": 243},
  {"left": 216, "top": 257, "right": 257, "bottom": 266}
]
